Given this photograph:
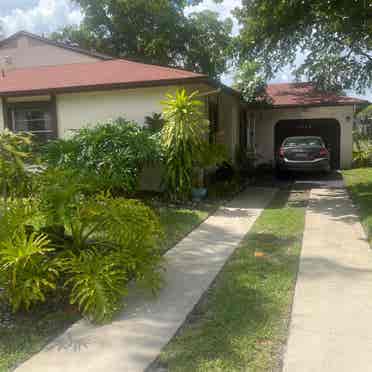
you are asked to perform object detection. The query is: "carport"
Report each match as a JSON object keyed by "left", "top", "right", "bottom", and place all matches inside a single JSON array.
[{"left": 274, "top": 119, "right": 341, "bottom": 169}]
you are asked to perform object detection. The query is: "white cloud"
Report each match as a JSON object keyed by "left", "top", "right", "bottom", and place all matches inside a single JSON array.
[
  {"left": 1, "top": 0, "right": 82, "bottom": 36},
  {"left": 0, "top": 0, "right": 38, "bottom": 15}
]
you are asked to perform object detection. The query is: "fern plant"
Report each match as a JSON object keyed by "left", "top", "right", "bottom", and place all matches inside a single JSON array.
[
  {"left": 0, "top": 231, "right": 58, "bottom": 312},
  {"left": 161, "top": 89, "right": 209, "bottom": 199}
]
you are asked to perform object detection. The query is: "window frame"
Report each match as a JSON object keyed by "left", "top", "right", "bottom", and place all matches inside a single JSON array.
[{"left": 2, "top": 96, "right": 58, "bottom": 140}]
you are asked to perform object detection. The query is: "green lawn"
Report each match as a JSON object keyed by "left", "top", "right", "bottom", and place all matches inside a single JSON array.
[
  {"left": 155, "top": 190, "right": 307, "bottom": 372},
  {"left": 158, "top": 207, "right": 210, "bottom": 253},
  {"left": 343, "top": 168, "right": 372, "bottom": 241},
  {"left": 0, "top": 205, "right": 210, "bottom": 372}
]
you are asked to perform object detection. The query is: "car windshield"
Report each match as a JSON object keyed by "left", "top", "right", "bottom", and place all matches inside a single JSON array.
[{"left": 283, "top": 137, "right": 322, "bottom": 147}]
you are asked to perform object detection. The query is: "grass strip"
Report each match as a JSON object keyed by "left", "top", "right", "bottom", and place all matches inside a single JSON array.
[
  {"left": 155, "top": 189, "right": 307, "bottom": 372},
  {"left": 343, "top": 168, "right": 372, "bottom": 242}
]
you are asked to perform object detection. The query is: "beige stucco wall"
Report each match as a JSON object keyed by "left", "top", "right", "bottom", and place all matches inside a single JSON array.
[
  {"left": 253, "top": 105, "right": 355, "bottom": 169},
  {"left": 56, "top": 84, "right": 225, "bottom": 137},
  {"left": 0, "top": 35, "right": 100, "bottom": 69},
  {"left": 56, "top": 86, "right": 179, "bottom": 137}
]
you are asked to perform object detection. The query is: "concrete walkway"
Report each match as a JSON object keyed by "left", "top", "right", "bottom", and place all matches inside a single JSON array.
[
  {"left": 283, "top": 187, "right": 372, "bottom": 372},
  {"left": 16, "top": 187, "right": 276, "bottom": 372}
]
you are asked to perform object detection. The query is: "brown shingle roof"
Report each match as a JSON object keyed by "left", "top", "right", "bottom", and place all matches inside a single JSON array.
[
  {"left": 266, "top": 83, "right": 368, "bottom": 107},
  {"left": 0, "top": 59, "right": 207, "bottom": 95}
]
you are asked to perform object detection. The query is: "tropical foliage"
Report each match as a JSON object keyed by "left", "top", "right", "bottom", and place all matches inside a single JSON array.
[
  {"left": 0, "top": 127, "right": 164, "bottom": 323},
  {"left": 0, "top": 231, "right": 57, "bottom": 312},
  {"left": 0, "top": 130, "right": 33, "bottom": 205},
  {"left": 145, "top": 113, "right": 165, "bottom": 133},
  {"left": 161, "top": 89, "right": 209, "bottom": 199},
  {"left": 42, "top": 118, "right": 161, "bottom": 194},
  {"left": 0, "top": 181, "right": 163, "bottom": 322},
  {"left": 353, "top": 130, "right": 372, "bottom": 168}
]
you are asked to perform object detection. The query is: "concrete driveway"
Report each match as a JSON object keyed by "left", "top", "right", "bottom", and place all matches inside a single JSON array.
[
  {"left": 283, "top": 184, "right": 372, "bottom": 372},
  {"left": 255, "top": 170, "right": 345, "bottom": 190},
  {"left": 291, "top": 171, "right": 345, "bottom": 189}
]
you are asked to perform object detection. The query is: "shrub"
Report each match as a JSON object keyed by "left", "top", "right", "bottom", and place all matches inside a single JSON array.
[
  {"left": 0, "top": 230, "right": 58, "bottom": 312},
  {"left": 63, "top": 248, "right": 128, "bottom": 322},
  {"left": 0, "top": 165, "right": 164, "bottom": 322},
  {"left": 353, "top": 130, "right": 372, "bottom": 167},
  {"left": 42, "top": 118, "right": 162, "bottom": 194},
  {"left": 57, "top": 196, "right": 163, "bottom": 322},
  {"left": 35, "top": 167, "right": 92, "bottom": 229}
]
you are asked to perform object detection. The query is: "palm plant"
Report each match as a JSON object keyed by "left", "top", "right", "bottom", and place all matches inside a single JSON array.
[{"left": 161, "top": 89, "right": 209, "bottom": 199}]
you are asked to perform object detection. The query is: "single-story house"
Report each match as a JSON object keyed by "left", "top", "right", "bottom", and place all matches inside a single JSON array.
[{"left": 0, "top": 31, "right": 368, "bottom": 175}]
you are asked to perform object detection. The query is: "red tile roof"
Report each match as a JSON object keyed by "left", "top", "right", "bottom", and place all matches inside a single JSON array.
[
  {"left": 266, "top": 83, "right": 367, "bottom": 107},
  {"left": 0, "top": 59, "right": 207, "bottom": 95}
]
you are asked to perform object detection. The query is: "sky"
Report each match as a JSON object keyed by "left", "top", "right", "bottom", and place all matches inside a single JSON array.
[{"left": 0, "top": 0, "right": 371, "bottom": 101}]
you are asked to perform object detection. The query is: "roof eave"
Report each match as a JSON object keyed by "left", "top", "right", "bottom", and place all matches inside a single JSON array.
[
  {"left": 0, "top": 76, "right": 211, "bottom": 97},
  {"left": 242, "top": 101, "right": 369, "bottom": 110}
]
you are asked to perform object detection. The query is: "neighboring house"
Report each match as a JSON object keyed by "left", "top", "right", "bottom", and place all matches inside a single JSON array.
[
  {"left": 0, "top": 31, "right": 111, "bottom": 69},
  {"left": 0, "top": 31, "right": 368, "bottom": 172},
  {"left": 244, "top": 83, "right": 367, "bottom": 169}
]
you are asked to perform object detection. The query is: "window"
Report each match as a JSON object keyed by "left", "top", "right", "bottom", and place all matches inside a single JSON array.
[
  {"left": 7, "top": 102, "right": 56, "bottom": 141},
  {"left": 283, "top": 137, "right": 323, "bottom": 147}
]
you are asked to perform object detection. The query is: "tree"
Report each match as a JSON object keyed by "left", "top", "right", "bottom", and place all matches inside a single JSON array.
[
  {"left": 183, "top": 10, "right": 233, "bottom": 79},
  {"left": 233, "top": 61, "right": 271, "bottom": 104},
  {"left": 51, "top": 0, "right": 231, "bottom": 79},
  {"left": 235, "top": 0, "right": 372, "bottom": 93}
]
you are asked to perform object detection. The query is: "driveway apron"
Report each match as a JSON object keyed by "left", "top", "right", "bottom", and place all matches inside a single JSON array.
[
  {"left": 15, "top": 187, "right": 276, "bottom": 372},
  {"left": 283, "top": 187, "right": 372, "bottom": 372}
]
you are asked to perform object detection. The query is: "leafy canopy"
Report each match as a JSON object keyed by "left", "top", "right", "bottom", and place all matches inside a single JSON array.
[
  {"left": 235, "top": 0, "right": 372, "bottom": 93},
  {"left": 52, "top": 0, "right": 231, "bottom": 79}
]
